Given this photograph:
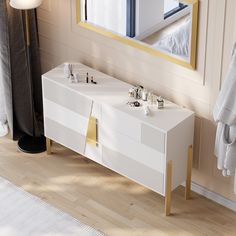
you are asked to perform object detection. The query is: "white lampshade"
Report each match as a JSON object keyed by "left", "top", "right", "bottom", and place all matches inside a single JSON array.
[{"left": 9, "top": 0, "right": 43, "bottom": 10}]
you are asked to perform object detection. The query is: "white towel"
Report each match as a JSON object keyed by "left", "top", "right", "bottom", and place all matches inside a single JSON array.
[
  {"left": 213, "top": 44, "right": 236, "bottom": 125},
  {"left": 214, "top": 123, "right": 228, "bottom": 171},
  {"left": 213, "top": 43, "right": 236, "bottom": 181}
]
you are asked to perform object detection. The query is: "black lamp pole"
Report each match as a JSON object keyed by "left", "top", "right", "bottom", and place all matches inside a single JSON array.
[{"left": 17, "top": 9, "right": 46, "bottom": 154}]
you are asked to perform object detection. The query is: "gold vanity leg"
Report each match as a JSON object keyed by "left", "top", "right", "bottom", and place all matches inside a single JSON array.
[
  {"left": 46, "top": 138, "right": 52, "bottom": 155},
  {"left": 185, "top": 145, "right": 193, "bottom": 200},
  {"left": 165, "top": 160, "right": 172, "bottom": 216}
]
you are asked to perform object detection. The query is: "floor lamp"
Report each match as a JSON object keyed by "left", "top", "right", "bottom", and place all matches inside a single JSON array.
[{"left": 10, "top": 0, "right": 46, "bottom": 154}]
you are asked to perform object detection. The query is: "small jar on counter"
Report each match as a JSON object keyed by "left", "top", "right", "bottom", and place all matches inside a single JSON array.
[
  {"left": 147, "top": 92, "right": 156, "bottom": 105},
  {"left": 128, "top": 87, "right": 135, "bottom": 98},
  {"left": 157, "top": 96, "right": 164, "bottom": 109},
  {"left": 142, "top": 88, "right": 148, "bottom": 101}
]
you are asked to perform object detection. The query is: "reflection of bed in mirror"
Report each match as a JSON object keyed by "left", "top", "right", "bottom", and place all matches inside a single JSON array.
[
  {"left": 145, "top": 16, "right": 191, "bottom": 60},
  {"left": 77, "top": 0, "right": 198, "bottom": 69}
]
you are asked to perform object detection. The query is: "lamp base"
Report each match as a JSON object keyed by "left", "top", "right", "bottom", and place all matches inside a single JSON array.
[{"left": 18, "top": 135, "right": 46, "bottom": 154}]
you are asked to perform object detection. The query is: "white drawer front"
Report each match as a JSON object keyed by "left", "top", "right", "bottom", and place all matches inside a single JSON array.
[
  {"left": 43, "top": 78, "right": 92, "bottom": 118},
  {"left": 91, "top": 102, "right": 101, "bottom": 120},
  {"left": 102, "top": 146, "right": 164, "bottom": 195},
  {"left": 141, "top": 124, "right": 165, "bottom": 153},
  {"left": 84, "top": 144, "right": 102, "bottom": 165},
  {"left": 44, "top": 99, "right": 89, "bottom": 136},
  {"left": 101, "top": 124, "right": 165, "bottom": 174},
  {"left": 102, "top": 105, "right": 141, "bottom": 142},
  {"left": 45, "top": 118, "right": 86, "bottom": 154}
]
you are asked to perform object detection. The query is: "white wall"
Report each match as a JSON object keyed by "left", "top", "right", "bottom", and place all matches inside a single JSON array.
[
  {"left": 37, "top": 0, "right": 236, "bottom": 203},
  {"left": 136, "top": 0, "right": 164, "bottom": 36},
  {"left": 84, "top": 0, "right": 127, "bottom": 36}
]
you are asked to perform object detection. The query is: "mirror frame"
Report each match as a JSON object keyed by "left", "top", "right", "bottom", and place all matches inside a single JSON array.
[{"left": 76, "top": 0, "right": 198, "bottom": 70}]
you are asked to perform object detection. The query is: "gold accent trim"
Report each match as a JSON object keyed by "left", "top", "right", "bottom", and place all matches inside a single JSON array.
[
  {"left": 25, "top": 10, "right": 30, "bottom": 46},
  {"left": 185, "top": 145, "right": 193, "bottom": 200},
  {"left": 76, "top": 0, "right": 198, "bottom": 70},
  {"left": 46, "top": 138, "right": 52, "bottom": 155},
  {"left": 165, "top": 160, "right": 172, "bottom": 216},
  {"left": 86, "top": 116, "right": 98, "bottom": 146}
]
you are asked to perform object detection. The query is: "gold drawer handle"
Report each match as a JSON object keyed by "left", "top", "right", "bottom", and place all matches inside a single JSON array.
[{"left": 86, "top": 116, "right": 98, "bottom": 146}]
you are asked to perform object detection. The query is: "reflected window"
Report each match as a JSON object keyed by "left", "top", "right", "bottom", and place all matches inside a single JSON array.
[
  {"left": 82, "top": 0, "right": 130, "bottom": 37},
  {"left": 164, "top": 0, "right": 187, "bottom": 19}
]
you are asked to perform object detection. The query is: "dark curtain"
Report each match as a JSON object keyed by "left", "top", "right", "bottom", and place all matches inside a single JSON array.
[{"left": 0, "top": 0, "right": 44, "bottom": 140}]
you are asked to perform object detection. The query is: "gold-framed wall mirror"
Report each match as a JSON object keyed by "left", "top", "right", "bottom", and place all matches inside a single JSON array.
[{"left": 76, "top": 0, "right": 198, "bottom": 70}]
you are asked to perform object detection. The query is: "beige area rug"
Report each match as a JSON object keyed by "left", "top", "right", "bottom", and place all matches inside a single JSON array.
[{"left": 0, "top": 177, "right": 104, "bottom": 236}]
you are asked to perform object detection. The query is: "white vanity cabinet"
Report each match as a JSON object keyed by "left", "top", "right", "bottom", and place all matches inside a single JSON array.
[{"left": 42, "top": 63, "right": 194, "bottom": 216}]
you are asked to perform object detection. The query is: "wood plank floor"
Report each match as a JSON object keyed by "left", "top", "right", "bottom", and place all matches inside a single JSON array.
[{"left": 1, "top": 136, "right": 236, "bottom": 236}]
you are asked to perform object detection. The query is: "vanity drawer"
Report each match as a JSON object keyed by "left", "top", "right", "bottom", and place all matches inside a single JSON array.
[
  {"left": 43, "top": 78, "right": 92, "bottom": 118},
  {"left": 100, "top": 125, "right": 165, "bottom": 174},
  {"left": 141, "top": 124, "right": 166, "bottom": 154},
  {"left": 102, "top": 146, "right": 164, "bottom": 195},
  {"left": 45, "top": 117, "right": 86, "bottom": 154},
  {"left": 101, "top": 105, "right": 141, "bottom": 142},
  {"left": 43, "top": 99, "right": 89, "bottom": 136}
]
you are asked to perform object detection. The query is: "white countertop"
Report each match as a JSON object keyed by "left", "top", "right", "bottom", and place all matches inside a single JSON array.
[{"left": 43, "top": 63, "right": 194, "bottom": 132}]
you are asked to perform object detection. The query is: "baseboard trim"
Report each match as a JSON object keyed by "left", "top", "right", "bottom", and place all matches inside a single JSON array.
[{"left": 191, "top": 182, "right": 236, "bottom": 212}]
